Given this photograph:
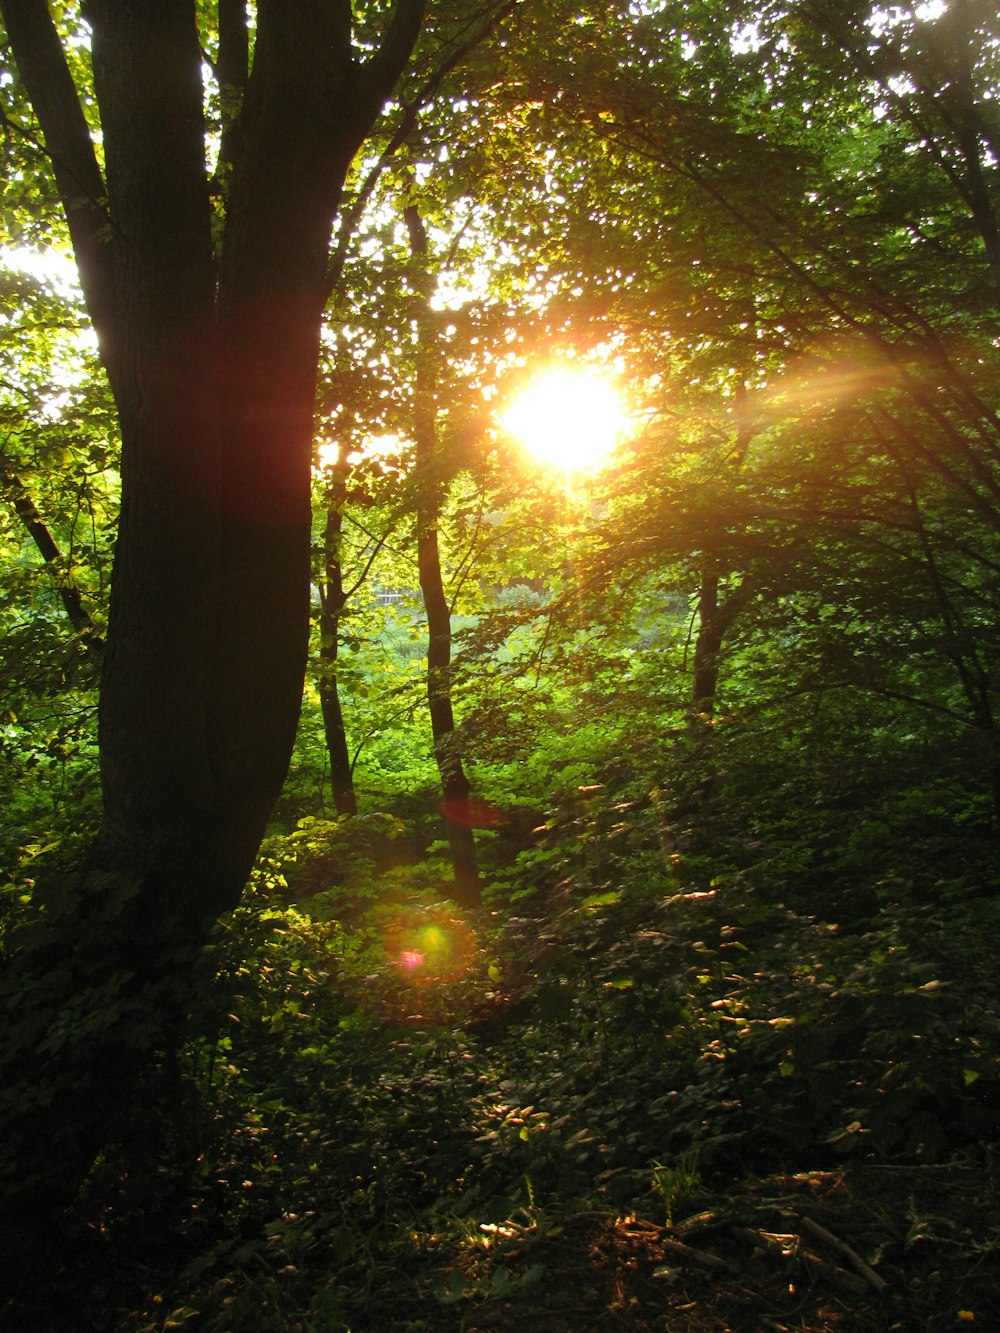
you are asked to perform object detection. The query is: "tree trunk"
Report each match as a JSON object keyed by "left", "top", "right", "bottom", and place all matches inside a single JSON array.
[
  {"left": 420, "top": 525, "right": 481, "bottom": 904},
  {"left": 0, "top": 0, "right": 427, "bottom": 1220},
  {"left": 405, "top": 201, "right": 481, "bottom": 907},
  {"left": 319, "top": 463, "right": 358, "bottom": 816},
  {"left": 691, "top": 570, "right": 725, "bottom": 715},
  {"left": 689, "top": 382, "right": 755, "bottom": 719}
]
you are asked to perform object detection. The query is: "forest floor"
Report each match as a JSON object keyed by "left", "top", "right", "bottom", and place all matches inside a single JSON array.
[
  {"left": 356, "top": 1162, "right": 997, "bottom": 1332},
  {"left": 5, "top": 819, "right": 1000, "bottom": 1332},
  {"left": 9, "top": 1158, "right": 996, "bottom": 1332}
]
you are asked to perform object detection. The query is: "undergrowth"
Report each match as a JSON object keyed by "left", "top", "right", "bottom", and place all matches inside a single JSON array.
[{"left": 5, "top": 785, "right": 995, "bottom": 1331}]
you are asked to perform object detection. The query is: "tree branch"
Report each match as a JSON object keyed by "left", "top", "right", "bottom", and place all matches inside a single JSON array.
[
  {"left": 216, "top": 0, "right": 248, "bottom": 95},
  {"left": 359, "top": 0, "right": 428, "bottom": 106},
  {"left": 0, "top": 455, "right": 103, "bottom": 653},
  {"left": 0, "top": 0, "right": 121, "bottom": 396},
  {"left": 327, "top": 0, "right": 519, "bottom": 300},
  {"left": 214, "top": 0, "right": 249, "bottom": 181}
]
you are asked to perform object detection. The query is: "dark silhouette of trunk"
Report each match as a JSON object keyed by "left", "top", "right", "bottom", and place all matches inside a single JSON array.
[
  {"left": 405, "top": 201, "right": 480, "bottom": 907},
  {"left": 0, "top": 0, "right": 426, "bottom": 1222},
  {"left": 690, "top": 570, "right": 726, "bottom": 714},
  {"left": 84, "top": 0, "right": 425, "bottom": 933},
  {"left": 1, "top": 0, "right": 424, "bottom": 924},
  {"left": 319, "top": 461, "right": 357, "bottom": 816},
  {"left": 690, "top": 569, "right": 754, "bottom": 716},
  {"left": 1, "top": 466, "right": 104, "bottom": 653},
  {"left": 690, "top": 382, "right": 755, "bottom": 717},
  {"left": 420, "top": 524, "right": 481, "bottom": 903}
]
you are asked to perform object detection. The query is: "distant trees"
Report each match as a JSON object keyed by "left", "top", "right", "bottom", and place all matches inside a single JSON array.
[{"left": 474, "top": 0, "right": 1000, "bottom": 828}]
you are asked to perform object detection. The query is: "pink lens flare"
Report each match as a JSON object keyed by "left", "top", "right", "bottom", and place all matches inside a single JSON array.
[{"left": 400, "top": 949, "right": 424, "bottom": 970}]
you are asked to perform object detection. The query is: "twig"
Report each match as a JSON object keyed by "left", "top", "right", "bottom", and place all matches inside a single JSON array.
[
  {"left": 732, "top": 1226, "right": 791, "bottom": 1261},
  {"left": 734, "top": 1225, "right": 871, "bottom": 1296},
  {"left": 796, "top": 1250, "right": 871, "bottom": 1296},
  {"left": 798, "top": 1215, "right": 889, "bottom": 1292},
  {"left": 657, "top": 1236, "right": 737, "bottom": 1273}
]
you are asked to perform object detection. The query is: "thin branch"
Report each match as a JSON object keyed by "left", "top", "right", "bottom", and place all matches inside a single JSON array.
[
  {"left": 344, "top": 533, "right": 389, "bottom": 602},
  {"left": 797, "top": 1215, "right": 889, "bottom": 1293},
  {"left": 0, "top": 0, "right": 121, "bottom": 396},
  {"left": 326, "top": 0, "right": 520, "bottom": 299},
  {"left": 447, "top": 488, "right": 487, "bottom": 617},
  {"left": 0, "top": 447, "right": 103, "bottom": 653}
]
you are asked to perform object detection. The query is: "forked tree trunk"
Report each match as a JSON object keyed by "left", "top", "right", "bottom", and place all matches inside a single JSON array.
[
  {"left": 1, "top": 0, "right": 426, "bottom": 938},
  {"left": 0, "top": 0, "right": 426, "bottom": 1220}
]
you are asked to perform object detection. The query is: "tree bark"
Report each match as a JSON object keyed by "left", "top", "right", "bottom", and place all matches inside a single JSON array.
[{"left": 0, "top": 0, "right": 426, "bottom": 935}]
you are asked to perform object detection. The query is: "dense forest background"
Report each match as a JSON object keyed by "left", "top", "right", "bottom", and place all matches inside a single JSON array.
[{"left": 2, "top": 1, "right": 999, "bottom": 1329}]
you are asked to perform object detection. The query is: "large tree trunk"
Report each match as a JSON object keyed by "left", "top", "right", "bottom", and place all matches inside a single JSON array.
[
  {"left": 0, "top": 0, "right": 424, "bottom": 937},
  {"left": 0, "top": 0, "right": 427, "bottom": 1220}
]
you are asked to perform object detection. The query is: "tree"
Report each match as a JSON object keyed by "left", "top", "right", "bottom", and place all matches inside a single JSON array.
[
  {"left": 404, "top": 198, "right": 482, "bottom": 903},
  {"left": 0, "top": 0, "right": 427, "bottom": 931},
  {"left": 316, "top": 450, "right": 361, "bottom": 818},
  {"left": 408, "top": 0, "right": 1000, "bottom": 868},
  {"left": 0, "top": 0, "right": 429, "bottom": 1221}
]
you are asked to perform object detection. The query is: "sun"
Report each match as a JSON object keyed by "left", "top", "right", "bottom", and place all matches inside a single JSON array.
[{"left": 499, "top": 367, "right": 628, "bottom": 476}]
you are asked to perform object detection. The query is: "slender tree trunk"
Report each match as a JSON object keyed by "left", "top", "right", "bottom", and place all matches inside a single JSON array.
[
  {"left": 690, "top": 570, "right": 725, "bottom": 714},
  {"left": 319, "top": 464, "right": 358, "bottom": 816},
  {"left": 419, "top": 525, "right": 481, "bottom": 903},
  {"left": 1, "top": 467, "right": 103, "bottom": 652},
  {"left": 689, "top": 382, "right": 755, "bottom": 718},
  {"left": 405, "top": 201, "right": 480, "bottom": 907}
]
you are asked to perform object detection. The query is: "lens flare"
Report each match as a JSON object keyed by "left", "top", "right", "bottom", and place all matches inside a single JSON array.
[{"left": 386, "top": 909, "right": 476, "bottom": 988}]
